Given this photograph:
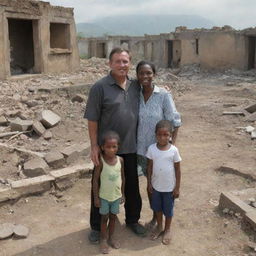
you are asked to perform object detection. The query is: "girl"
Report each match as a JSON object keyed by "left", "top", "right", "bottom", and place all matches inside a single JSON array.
[
  {"left": 146, "top": 120, "right": 181, "bottom": 245},
  {"left": 93, "top": 131, "right": 125, "bottom": 254}
]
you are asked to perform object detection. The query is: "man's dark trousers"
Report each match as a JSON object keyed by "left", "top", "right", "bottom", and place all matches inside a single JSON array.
[{"left": 90, "top": 153, "right": 142, "bottom": 231}]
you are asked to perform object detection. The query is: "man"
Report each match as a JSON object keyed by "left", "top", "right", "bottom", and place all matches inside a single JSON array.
[{"left": 84, "top": 47, "right": 146, "bottom": 243}]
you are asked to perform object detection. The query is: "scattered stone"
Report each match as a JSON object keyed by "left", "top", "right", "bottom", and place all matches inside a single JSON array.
[
  {"left": 13, "top": 224, "right": 29, "bottom": 239},
  {"left": 25, "top": 100, "right": 39, "bottom": 108},
  {"left": 245, "top": 126, "right": 255, "bottom": 133},
  {"left": 251, "top": 202, "right": 256, "bottom": 208},
  {"left": 0, "top": 116, "right": 8, "bottom": 126},
  {"left": 0, "top": 223, "right": 15, "bottom": 239},
  {"left": 247, "top": 112, "right": 256, "bottom": 122},
  {"left": 222, "top": 208, "right": 229, "bottom": 214},
  {"left": 251, "top": 131, "right": 256, "bottom": 140},
  {"left": 245, "top": 103, "right": 256, "bottom": 114},
  {"left": 23, "top": 158, "right": 49, "bottom": 177},
  {"left": 226, "top": 82, "right": 235, "bottom": 86},
  {"left": 32, "top": 121, "right": 46, "bottom": 136},
  {"left": 44, "top": 150, "right": 65, "bottom": 169},
  {"left": 43, "top": 130, "right": 52, "bottom": 140},
  {"left": 248, "top": 198, "right": 256, "bottom": 203},
  {"left": 5, "top": 110, "right": 21, "bottom": 118},
  {"left": 39, "top": 110, "right": 61, "bottom": 128},
  {"left": 71, "top": 94, "right": 86, "bottom": 103},
  {"left": 10, "top": 117, "right": 33, "bottom": 132},
  {"left": 224, "top": 221, "right": 229, "bottom": 227}
]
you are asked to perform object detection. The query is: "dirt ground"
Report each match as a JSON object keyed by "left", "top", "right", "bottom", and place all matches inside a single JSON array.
[{"left": 0, "top": 61, "right": 256, "bottom": 256}]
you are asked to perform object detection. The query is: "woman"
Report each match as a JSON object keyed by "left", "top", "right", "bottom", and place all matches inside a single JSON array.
[{"left": 136, "top": 60, "right": 182, "bottom": 229}]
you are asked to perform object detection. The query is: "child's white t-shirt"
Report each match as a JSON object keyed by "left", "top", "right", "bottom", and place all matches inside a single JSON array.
[{"left": 146, "top": 143, "right": 182, "bottom": 192}]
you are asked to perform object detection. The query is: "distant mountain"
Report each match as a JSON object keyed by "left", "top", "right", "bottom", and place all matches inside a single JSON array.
[{"left": 76, "top": 14, "right": 215, "bottom": 37}]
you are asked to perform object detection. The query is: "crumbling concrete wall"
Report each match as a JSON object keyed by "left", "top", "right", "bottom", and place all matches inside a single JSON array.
[
  {"left": 199, "top": 31, "right": 247, "bottom": 70},
  {"left": 0, "top": 0, "right": 80, "bottom": 79}
]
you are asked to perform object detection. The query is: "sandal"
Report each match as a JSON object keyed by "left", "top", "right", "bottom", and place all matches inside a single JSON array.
[
  {"left": 150, "top": 228, "right": 163, "bottom": 240},
  {"left": 100, "top": 239, "right": 109, "bottom": 254},
  {"left": 162, "top": 230, "right": 171, "bottom": 245},
  {"left": 108, "top": 237, "right": 120, "bottom": 249}
]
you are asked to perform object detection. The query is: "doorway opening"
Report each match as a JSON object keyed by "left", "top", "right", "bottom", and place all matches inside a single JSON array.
[
  {"left": 248, "top": 36, "right": 256, "bottom": 70},
  {"left": 167, "top": 40, "right": 181, "bottom": 68},
  {"left": 8, "top": 18, "right": 38, "bottom": 75}
]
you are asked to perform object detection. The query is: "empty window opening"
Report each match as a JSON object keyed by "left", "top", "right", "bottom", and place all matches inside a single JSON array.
[
  {"left": 248, "top": 36, "right": 256, "bottom": 70},
  {"left": 196, "top": 39, "right": 199, "bottom": 55},
  {"left": 8, "top": 18, "right": 35, "bottom": 75},
  {"left": 50, "top": 23, "right": 70, "bottom": 49}
]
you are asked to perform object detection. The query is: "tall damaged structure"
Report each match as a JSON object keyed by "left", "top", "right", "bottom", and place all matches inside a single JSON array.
[{"left": 0, "top": 0, "right": 80, "bottom": 79}]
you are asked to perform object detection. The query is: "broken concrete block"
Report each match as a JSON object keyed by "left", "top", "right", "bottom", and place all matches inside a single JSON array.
[
  {"left": 0, "top": 116, "right": 8, "bottom": 126},
  {"left": 13, "top": 224, "right": 29, "bottom": 239},
  {"left": 60, "top": 144, "right": 80, "bottom": 164},
  {"left": 39, "top": 110, "right": 61, "bottom": 128},
  {"left": 44, "top": 150, "right": 65, "bottom": 169},
  {"left": 71, "top": 94, "right": 86, "bottom": 103},
  {"left": 50, "top": 163, "right": 92, "bottom": 191},
  {"left": 11, "top": 175, "right": 55, "bottom": 197},
  {"left": 245, "top": 103, "right": 256, "bottom": 114},
  {"left": 23, "top": 158, "right": 49, "bottom": 177},
  {"left": 222, "top": 111, "right": 245, "bottom": 116},
  {"left": 32, "top": 121, "right": 46, "bottom": 136},
  {"left": 251, "top": 130, "right": 256, "bottom": 140},
  {"left": 10, "top": 117, "right": 33, "bottom": 132},
  {"left": 245, "top": 126, "right": 255, "bottom": 133},
  {"left": 0, "top": 223, "right": 15, "bottom": 239},
  {"left": 43, "top": 130, "right": 52, "bottom": 140},
  {"left": 60, "top": 143, "right": 90, "bottom": 164}
]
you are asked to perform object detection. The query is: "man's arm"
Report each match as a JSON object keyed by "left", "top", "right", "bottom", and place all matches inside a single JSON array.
[
  {"left": 173, "top": 162, "right": 181, "bottom": 198},
  {"left": 88, "top": 120, "right": 100, "bottom": 166},
  {"left": 92, "top": 161, "right": 102, "bottom": 208}
]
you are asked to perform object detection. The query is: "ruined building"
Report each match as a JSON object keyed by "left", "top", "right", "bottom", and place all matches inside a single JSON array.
[
  {"left": 0, "top": 0, "right": 80, "bottom": 80},
  {"left": 78, "top": 26, "right": 256, "bottom": 71}
]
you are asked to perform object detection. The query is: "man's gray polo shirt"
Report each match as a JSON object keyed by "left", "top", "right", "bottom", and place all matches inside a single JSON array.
[{"left": 84, "top": 73, "right": 140, "bottom": 154}]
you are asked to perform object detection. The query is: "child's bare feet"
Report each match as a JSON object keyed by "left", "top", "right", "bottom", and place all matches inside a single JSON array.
[
  {"left": 145, "top": 219, "right": 157, "bottom": 230},
  {"left": 150, "top": 227, "right": 163, "bottom": 240},
  {"left": 100, "top": 239, "right": 109, "bottom": 254},
  {"left": 162, "top": 230, "right": 171, "bottom": 245},
  {"left": 108, "top": 237, "right": 120, "bottom": 249}
]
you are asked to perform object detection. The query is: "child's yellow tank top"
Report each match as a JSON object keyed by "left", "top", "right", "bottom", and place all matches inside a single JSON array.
[{"left": 99, "top": 156, "right": 122, "bottom": 202}]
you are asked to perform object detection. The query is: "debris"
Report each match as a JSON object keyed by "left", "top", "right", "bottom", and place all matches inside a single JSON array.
[
  {"left": 0, "top": 223, "right": 15, "bottom": 239},
  {"left": 71, "top": 94, "right": 86, "bottom": 103},
  {"left": 0, "top": 131, "right": 20, "bottom": 139},
  {"left": 245, "top": 103, "right": 256, "bottom": 114},
  {"left": 223, "top": 103, "right": 238, "bottom": 108},
  {"left": 13, "top": 224, "right": 29, "bottom": 239},
  {"left": 10, "top": 117, "right": 33, "bottom": 132},
  {"left": 43, "top": 130, "right": 52, "bottom": 140},
  {"left": 44, "top": 150, "right": 65, "bottom": 169},
  {"left": 23, "top": 158, "right": 49, "bottom": 177},
  {"left": 251, "top": 131, "right": 256, "bottom": 140},
  {"left": 32, "top": 121, "right": 46, "bottom": 136},
  {"left": 0, "top": 116, "right": 8, "bottom": 126},
  {"left": 223, "top": 208, "right": 229, "bottom": 214},
  {"left": 245, "top": 126, "right": 255, "bottom": 133},
  {"left": 222, "top": 111, "right": 245, "bottom": 116},
  {"left": 39, "top": 110, "right": 61, "bottom": 128}
]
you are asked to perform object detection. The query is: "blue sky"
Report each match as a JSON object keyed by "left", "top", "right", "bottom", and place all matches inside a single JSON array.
[{"left": 48, "top": 0, "right": 255, "bottom": 29}]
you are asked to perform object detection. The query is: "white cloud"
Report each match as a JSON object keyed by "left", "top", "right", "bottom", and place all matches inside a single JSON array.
[{"left": 48, "top": 0, "right": 256, "bottom": 29}]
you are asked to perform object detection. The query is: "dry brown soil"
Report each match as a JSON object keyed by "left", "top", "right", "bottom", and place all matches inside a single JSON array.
[{"left": 0, "top": 65, "right": 256, "bottom": 256}]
